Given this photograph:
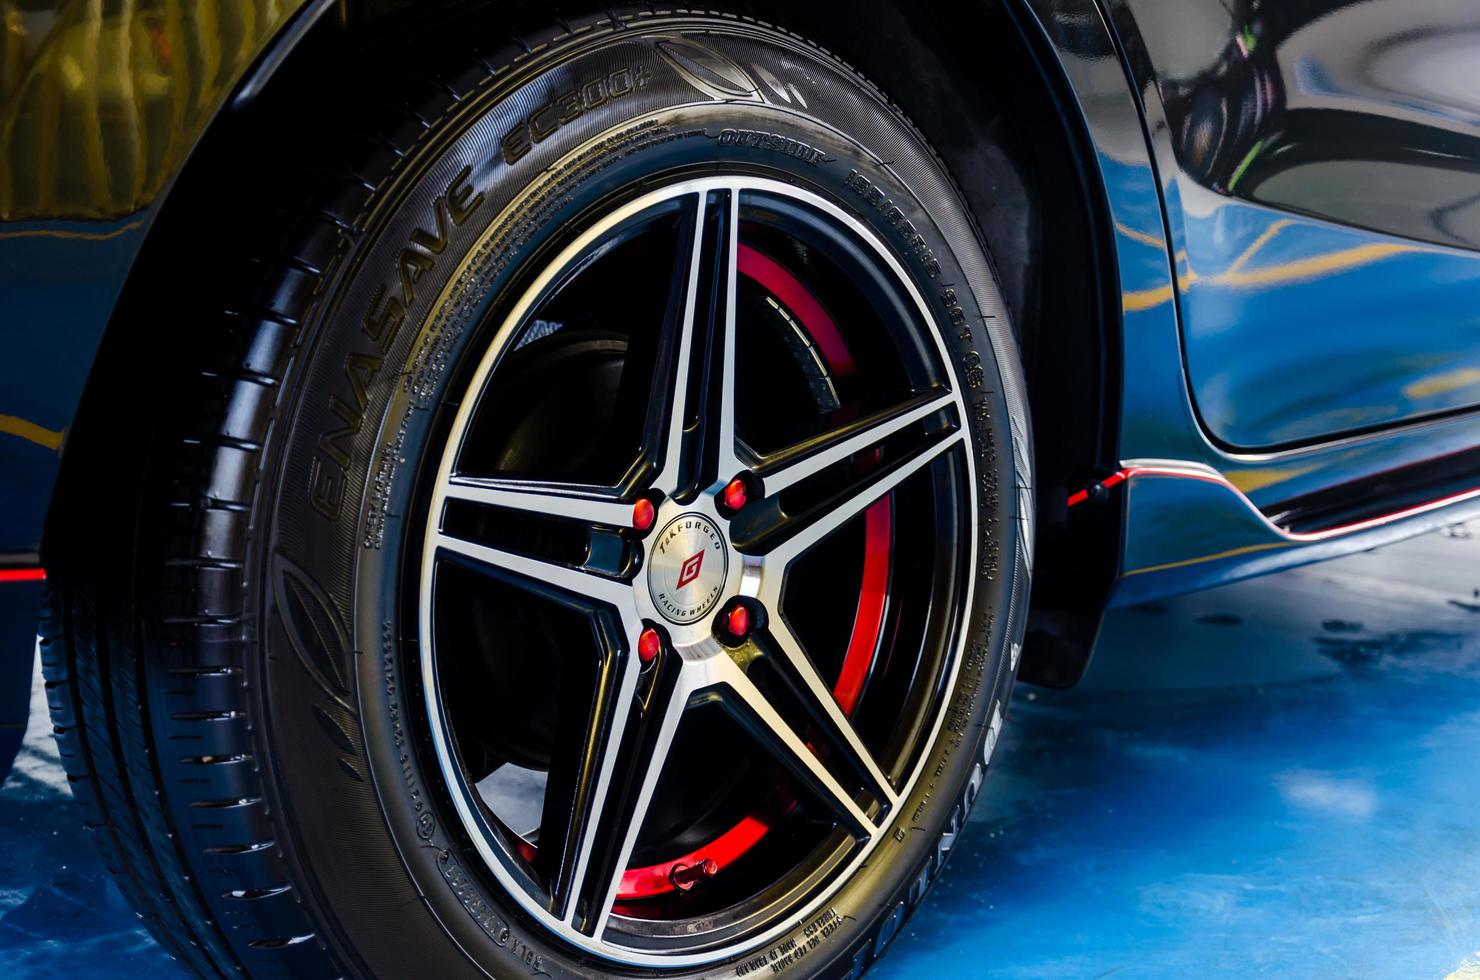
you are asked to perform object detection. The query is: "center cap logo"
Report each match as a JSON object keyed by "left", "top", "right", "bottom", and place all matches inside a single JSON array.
[{"left": 648, "top": 513, "right": 728, "bottom": 625}]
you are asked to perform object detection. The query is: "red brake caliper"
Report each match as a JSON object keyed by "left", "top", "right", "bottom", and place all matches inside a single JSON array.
[{"left": 615, "top": 242, "right": 893, "bottom": 900}]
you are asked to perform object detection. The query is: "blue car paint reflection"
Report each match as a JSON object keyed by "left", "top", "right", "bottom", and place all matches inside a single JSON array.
[
  {"left": 1025, "top": 0, "right": 1480, "bottom": 605},
  {"left": 1173, "top": 187, "right": 1480, "bottom": 449}
]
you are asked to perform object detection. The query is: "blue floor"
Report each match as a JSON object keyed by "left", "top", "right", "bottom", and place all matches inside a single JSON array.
[{"left": 5, "top": 524, "right": 1480, "bottom": 977}]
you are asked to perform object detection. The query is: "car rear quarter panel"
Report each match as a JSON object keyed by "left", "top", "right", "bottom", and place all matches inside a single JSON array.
[
  {"left": 1110, "top": 0, "right": 1480, "bottom": 450},
  {"left": 1022, "top": 0, "right": 1480, "bottom": 615}
]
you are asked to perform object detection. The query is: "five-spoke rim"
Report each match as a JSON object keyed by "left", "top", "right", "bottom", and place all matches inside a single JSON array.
[{"left": 416, "top": 176, "right": 978, "bottom": 966}]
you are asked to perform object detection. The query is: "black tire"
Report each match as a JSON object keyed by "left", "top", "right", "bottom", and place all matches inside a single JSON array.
[{"left": 42, "top": 6, "right": 1033, "bottom": 977}]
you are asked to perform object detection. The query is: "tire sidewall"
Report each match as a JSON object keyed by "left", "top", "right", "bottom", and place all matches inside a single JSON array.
[{"left": 255, "top": 18, "right": 1032, "bottom": 979}]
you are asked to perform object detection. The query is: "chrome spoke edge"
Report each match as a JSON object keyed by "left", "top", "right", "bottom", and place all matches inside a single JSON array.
[
  {"left": 767, "top": 619, "right": 898, "bottom": 807},
  {"left": 444, "top": 475, "right": 634, "bottom": 528},
  {"left": 654, "top": 193, "right": 710, "bottom": 496},
  {"left": 707, "top": 657, "right": 874, "bottom": 836},
  {"left": 433, "top": 530, "right": 634, "bottom": 612},
  {"left": 589, "top": 670, "right": 691, "bottom": 939},
  {"left": 761, "top": 429, "right": 966, "bottom": 579},
  {"left": 756, "top": 390, "right": 957, "bottom": 498},
  {"left": 562, "top": 628, "right": 644, "bottom": 925}
]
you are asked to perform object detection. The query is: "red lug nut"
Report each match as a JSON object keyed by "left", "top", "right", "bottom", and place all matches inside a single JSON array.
[
  {"left": 670, "top": 857, "right": 719, "bottom": 892},
  {"left": 725, "top": 603, "right": 751, "bottom": 639},
  {"left": 638, "top": 627, "right": 662, "bottom": 664},
  {"left": 722, "top": 476, "right": 749, "bottom": 513},
  {"left": 632, "top": 497, "right": 656, "bottom": 532}
]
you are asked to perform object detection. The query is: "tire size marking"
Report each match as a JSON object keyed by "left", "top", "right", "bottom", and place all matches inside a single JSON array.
[
  {"left": 941, "top": 286, "right": 987, "bottom": 389},
  {"left": 842, "top": 169, "right": 941, "bottom": 278}
]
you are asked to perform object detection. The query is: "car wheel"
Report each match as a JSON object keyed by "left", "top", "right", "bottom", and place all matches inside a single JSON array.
[{"left": 42, "top": 7, "right": 1033, "bottom": 977}]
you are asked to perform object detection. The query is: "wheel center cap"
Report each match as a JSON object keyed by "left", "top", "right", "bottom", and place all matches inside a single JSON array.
[{"left": 648, "top": 513, "right": 728, "bottom": 625}]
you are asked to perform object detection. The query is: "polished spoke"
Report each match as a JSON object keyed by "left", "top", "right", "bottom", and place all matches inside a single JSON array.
[
  {"left": 433, "top": 530, "right": 634, "bottom": 611},
  {"left": 534, "top": 614, "right": 640, "bottom": 917},
  {"left": 759, "top": 429, "right": 966, "bottom": 575},
  {"left": 763, "top": 619, "right": 898, "bottom": 807},
  {"left": 444, "top": 475, "right": 635, "bottom": 528},
  {"left": 704, "top": 656, "right": 874, "bottom": 837},
  {"left": 651, "top": 190, "right": 742, "bottom": 497},
  {"left": 755, "top": 390, "right": 956, "bottom": 497},
  {"left": 654, "top": 193, "right": 709, "bottom": 493},
  {"left": 583, "top": 667, "right": 691, "bottom": 938},
  {"left": 712, "top": 188, "right": 744, "bottom": 486}
]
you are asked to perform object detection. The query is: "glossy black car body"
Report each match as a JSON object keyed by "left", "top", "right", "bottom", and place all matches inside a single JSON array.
[{"left": 3, "top": 0, "right": 1479, "bottom": 772}]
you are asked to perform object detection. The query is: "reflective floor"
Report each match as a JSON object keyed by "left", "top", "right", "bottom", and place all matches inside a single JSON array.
[
  {"left": 0, "top": 650, "right": 173, "bottom": 977},
  {"left": 4, "top": 523, "right": 1480, "bottom": 977}
]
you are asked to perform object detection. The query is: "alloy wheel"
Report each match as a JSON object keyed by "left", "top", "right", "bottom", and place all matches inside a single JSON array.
[{"left": 417, "top": 176, "right": 978, "bottom": 966}]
